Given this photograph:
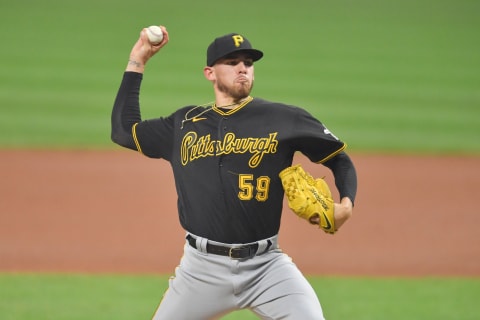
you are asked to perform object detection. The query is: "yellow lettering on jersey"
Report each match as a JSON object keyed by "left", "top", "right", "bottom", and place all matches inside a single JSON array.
[{"left": 181, "top": 132, "right": 278, "bottom": 168}]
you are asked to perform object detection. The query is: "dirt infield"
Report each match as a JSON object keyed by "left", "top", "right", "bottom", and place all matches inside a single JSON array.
[{"left": 1, "top": 150, "right": 479, "bottom": 276}]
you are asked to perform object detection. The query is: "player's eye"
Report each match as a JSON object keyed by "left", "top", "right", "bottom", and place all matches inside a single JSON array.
[{"left": 225, "top": 59, "right": 253, "bottom": 67}]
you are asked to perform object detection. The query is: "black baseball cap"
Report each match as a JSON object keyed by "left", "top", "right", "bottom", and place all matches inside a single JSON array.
[{"left": 206, "top": 33, "right": 263, "bottom": 66}]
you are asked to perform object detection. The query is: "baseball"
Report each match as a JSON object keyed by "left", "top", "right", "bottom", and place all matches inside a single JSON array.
[{"left": 146, "top": 25, "right": 164, "bottom": 45}]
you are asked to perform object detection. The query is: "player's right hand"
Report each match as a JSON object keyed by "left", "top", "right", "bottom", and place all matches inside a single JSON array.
[{"left": 126, "top": 26, "right": 169, "bottom": 73}]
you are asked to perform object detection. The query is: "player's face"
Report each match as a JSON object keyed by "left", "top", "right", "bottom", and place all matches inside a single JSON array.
[{"left": 211, "top": 54, "right": 255, "bottom": 101}]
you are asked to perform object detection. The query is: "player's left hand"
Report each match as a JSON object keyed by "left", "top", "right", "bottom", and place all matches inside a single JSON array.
[
  {"left": 308, "top": 215, "right": 320, "bottom": 225},
  {"left": 279, "top": 164, "right": 336, "bottom": 234}
]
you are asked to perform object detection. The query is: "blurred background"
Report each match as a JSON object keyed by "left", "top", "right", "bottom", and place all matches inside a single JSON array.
[{"left": 0, "top": 0, "right": 478, "bottom": 153}]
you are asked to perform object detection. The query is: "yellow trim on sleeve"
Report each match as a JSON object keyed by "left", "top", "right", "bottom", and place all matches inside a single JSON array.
[
  {"left": 318, "top": 143, "right": 347, "bottom": 164},
  {"left": 132, "top": 123, "right": 144, "bottom": 154}
]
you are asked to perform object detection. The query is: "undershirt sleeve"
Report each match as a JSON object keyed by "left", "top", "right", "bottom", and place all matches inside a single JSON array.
[
  {"left": 111, "top": 72, "right": 143, "bottom": 150},
  {"left": 323, "top": 151, "right": 358, "bottom": 205}
]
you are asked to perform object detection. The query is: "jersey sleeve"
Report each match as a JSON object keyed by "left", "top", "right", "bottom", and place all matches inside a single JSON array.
[
  {"left": 132, "top": 114, "right": 175, "bottom": 160},
  {"left": 291, "top": 107, "right": 346, "bottom": 163}
]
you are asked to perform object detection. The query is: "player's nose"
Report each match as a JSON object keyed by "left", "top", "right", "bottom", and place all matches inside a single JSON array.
[{"left": 237, "top": 62, "right": 248, "bottom": 73}]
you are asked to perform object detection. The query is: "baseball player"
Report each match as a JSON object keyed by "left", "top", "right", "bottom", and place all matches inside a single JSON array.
[{"left": 111, "top": 26, "right": 357, "bottom": 320}]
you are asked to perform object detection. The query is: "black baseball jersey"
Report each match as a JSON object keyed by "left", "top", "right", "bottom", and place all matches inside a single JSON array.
[{"left": 131, "top": 97, "right": 345, "bottom": 244}]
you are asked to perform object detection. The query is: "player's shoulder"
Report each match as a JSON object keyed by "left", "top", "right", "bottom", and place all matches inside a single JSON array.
[{"left": 251, "top": 97, "right": 311, "bottom": 114}]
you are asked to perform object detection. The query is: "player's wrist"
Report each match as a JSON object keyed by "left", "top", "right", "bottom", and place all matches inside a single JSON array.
[
  {"left": 126, "top": 59, "right": 145, "bottom": 73},
  {"left": 333, "top": 199, "right": 353, "bottom": 229},
  {"left": 339, "top": 197, "right": 353, "bottom": 211}
]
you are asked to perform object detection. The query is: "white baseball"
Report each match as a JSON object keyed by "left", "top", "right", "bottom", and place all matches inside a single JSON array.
[{"left": 146, "top": 25, "right": 164, "bottom": 45}]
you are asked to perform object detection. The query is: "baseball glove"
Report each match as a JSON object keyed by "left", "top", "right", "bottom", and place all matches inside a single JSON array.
[{"left": 279, "top": 164, "right": 336, "bottom": 234}]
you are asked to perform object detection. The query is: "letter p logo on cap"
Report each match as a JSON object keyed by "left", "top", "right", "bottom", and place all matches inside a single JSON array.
[{"left": 232, "top": 35, "right": 244, "bottom": 47}]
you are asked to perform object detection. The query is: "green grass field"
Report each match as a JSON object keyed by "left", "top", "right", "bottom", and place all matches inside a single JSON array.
[
  {"left": 1, "top": 0, "right": 479, "bottom": 319},
  {"left": 1, "top": 274, "right": 479, "bottom": 320}
]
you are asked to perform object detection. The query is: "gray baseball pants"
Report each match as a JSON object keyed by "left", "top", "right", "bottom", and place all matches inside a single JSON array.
[{"left": 151, "top": 234, "right": 325, "bottom": 320}]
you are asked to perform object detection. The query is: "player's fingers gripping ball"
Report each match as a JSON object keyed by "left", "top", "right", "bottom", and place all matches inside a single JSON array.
[
  {"left": 279, "top": 164, "right": 336, "bottom": 234},
  {"left": 146, "top": 25, "right": 164, "bottom": 45}
]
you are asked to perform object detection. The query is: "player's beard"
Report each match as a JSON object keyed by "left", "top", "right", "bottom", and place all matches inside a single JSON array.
[{"left": 217, "top": 77, "right": 254, "bottom": 102}]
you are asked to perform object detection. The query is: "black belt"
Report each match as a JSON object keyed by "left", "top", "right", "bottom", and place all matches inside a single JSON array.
[{"left": 186, "top": 234, "right": 271, "bottom": 259}]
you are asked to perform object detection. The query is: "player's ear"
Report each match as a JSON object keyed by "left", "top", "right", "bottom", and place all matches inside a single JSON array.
[{"left": 203, "top": 66, "right": 215, "bottom": 81}]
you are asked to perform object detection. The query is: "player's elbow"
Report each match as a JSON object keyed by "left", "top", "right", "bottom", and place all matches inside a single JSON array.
[
  {"left": 110, "top": 126, "right": 123, "bottom": 145},
  {"left": 111, "top": 131, "right": 122, "bottom": 145},
  {"left": 111, "top": 127, "right": 137, "bottom": 150}
]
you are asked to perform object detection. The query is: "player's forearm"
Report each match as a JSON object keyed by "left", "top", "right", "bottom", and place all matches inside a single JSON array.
[
  {"left": 324, "top": 152, "right": 357, "bottom": 205},
  {"left": 111, "top": 72, "right": 143, "bottom": 150}
]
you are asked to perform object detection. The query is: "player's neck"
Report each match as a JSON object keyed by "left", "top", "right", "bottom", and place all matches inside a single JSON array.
[{"left": 215, "top": 96, "right": 251, "bottom": 110}]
